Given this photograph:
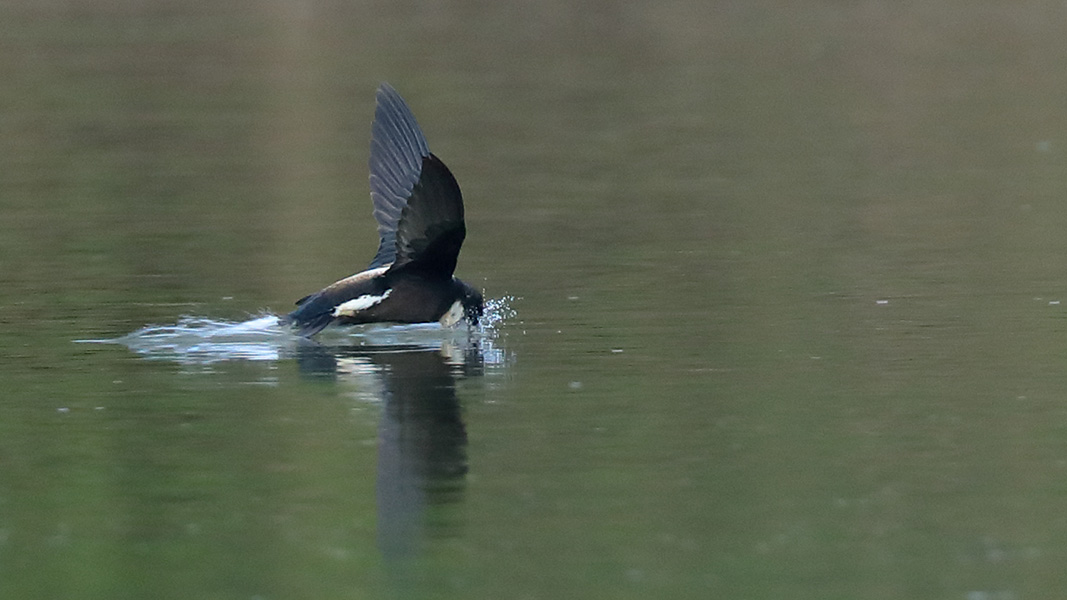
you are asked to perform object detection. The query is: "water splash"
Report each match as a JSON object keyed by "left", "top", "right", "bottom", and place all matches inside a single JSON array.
[
  {"left": 89, "top": 296, "right": 518, "bottom": 367},
  {"left": 107, "top": 314, "right": 289, "bottom": 364},
  {"left": 477, "top": 295, "right": 517, "bottom": 332},
  {"left": 470, "top": 295, "right": 517, "bottom": 366}
]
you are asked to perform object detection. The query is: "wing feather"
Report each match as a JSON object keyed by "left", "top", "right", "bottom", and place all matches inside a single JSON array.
[
  {"left": 390, "top": 154, "right": 466, "bottom": 278},
  {"left": 368, "top": 83, "right": 431, "bottom": 269}
]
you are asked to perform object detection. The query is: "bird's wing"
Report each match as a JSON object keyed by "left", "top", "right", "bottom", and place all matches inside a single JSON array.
[
  {"left": 390, "top": 153, "right": 466, "bottom": 278},
  {"left": 368, "top": 83, "right": 431, "bottom": 269}
]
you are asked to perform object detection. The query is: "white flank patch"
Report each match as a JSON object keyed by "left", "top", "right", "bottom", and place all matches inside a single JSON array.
[
  {"left": 332, "top": 289, "right": 392, "bottom": 317},
  {"left": 439, "top": 300, "right": 465, "bottom": 327}
]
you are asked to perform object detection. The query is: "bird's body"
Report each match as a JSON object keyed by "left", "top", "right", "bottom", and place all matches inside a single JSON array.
[{"left": 285, "top": 84, "right": 483, "bottom": 337}]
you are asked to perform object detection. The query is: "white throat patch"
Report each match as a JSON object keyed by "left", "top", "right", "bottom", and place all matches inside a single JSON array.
[
  {"left": 332, "top": 289, "right": 392, "bottom": 317},
  {"left": 439, "top": 300, "right": 465, "bottom": 327}
]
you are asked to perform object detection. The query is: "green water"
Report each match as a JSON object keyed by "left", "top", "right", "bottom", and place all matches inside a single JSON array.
[{"left": 4, "top": 1, "right": 1067, "bottom": 598}]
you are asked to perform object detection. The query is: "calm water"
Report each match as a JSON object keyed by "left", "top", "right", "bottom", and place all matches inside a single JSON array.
[{"left": 4, "top": 2, "right": 1067, "bottom": 598}]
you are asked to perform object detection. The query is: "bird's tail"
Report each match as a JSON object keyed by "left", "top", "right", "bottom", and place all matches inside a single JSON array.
[{"left": 282, "top": 295, "right": 335, "bottom": 337}]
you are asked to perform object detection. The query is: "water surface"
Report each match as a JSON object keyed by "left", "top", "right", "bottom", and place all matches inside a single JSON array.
[{"left": 4, "top": 2, "right": 1067, "bottom": 599}]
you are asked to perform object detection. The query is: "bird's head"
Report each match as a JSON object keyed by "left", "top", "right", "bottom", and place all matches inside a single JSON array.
[{"left": 455, "top": 279, "right": 484, "bottom": 325}]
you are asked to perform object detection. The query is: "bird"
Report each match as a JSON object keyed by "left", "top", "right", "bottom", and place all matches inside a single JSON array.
[{"left": 284, "top": 83, "right": 483, "bottom": 337}]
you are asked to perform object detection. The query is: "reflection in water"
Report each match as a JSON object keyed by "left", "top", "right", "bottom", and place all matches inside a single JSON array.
[
  {"left": 297, "top": 342, "right": 478, "bottom": 563},
  {"left": 374, "top": 349, "right": 468, "bottom": 559},
  {"left": 102, "top": 298, "right": 514, "bottom": 565}
]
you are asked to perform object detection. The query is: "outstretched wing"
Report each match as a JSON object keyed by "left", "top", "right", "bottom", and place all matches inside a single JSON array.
[
  {"left": 367, "top": 83, "right": 467, "bottom": 279},
  {"left": 391, "top": 153, "right": 465, "bottom": 278},
  {"left": 368, "top": 83, "right": 431, "bottom": 269}
]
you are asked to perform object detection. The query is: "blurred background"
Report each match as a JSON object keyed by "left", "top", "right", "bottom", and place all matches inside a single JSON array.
[{"left": 3, "top": 1, "right": 1067, "bottom": 598}]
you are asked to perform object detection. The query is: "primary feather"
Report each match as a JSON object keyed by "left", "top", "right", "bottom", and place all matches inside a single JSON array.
[{"left": 368, "top": 83, "right": 432, "bottom": 270}]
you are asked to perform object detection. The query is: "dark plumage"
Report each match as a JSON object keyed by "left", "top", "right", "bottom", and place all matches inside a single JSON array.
[{"left": 285, "top": 83, "right": 483, "bottom": 337}]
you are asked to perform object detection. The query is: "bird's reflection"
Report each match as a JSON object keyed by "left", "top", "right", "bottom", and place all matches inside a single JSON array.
[{"left": 295, "top": 340, "right": 481, "bottom": 560}]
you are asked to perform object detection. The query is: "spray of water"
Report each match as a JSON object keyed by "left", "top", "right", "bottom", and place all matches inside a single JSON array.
[{"left": 92, "top": 296, "right": 517, "bottom": 366}]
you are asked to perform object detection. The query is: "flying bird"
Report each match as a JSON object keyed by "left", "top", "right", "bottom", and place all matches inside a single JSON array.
[{"left": 285, "top": 83, "right": 483, "bottom": 336}]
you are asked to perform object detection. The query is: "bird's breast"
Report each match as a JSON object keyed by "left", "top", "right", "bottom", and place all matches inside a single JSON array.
[{"left": 438, "top": 300, "right": 465, "bottom": 327}]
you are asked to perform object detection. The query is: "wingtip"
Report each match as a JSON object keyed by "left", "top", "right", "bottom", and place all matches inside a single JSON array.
[
  {"left": 372, "top": 83, "right": 430, "bottom": 159},
  {"left": 377, "top": 81, "right": 397, "bottom": 97},
  {"left": 368, "top": 82, "right": 433, "bottom": 269}
]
